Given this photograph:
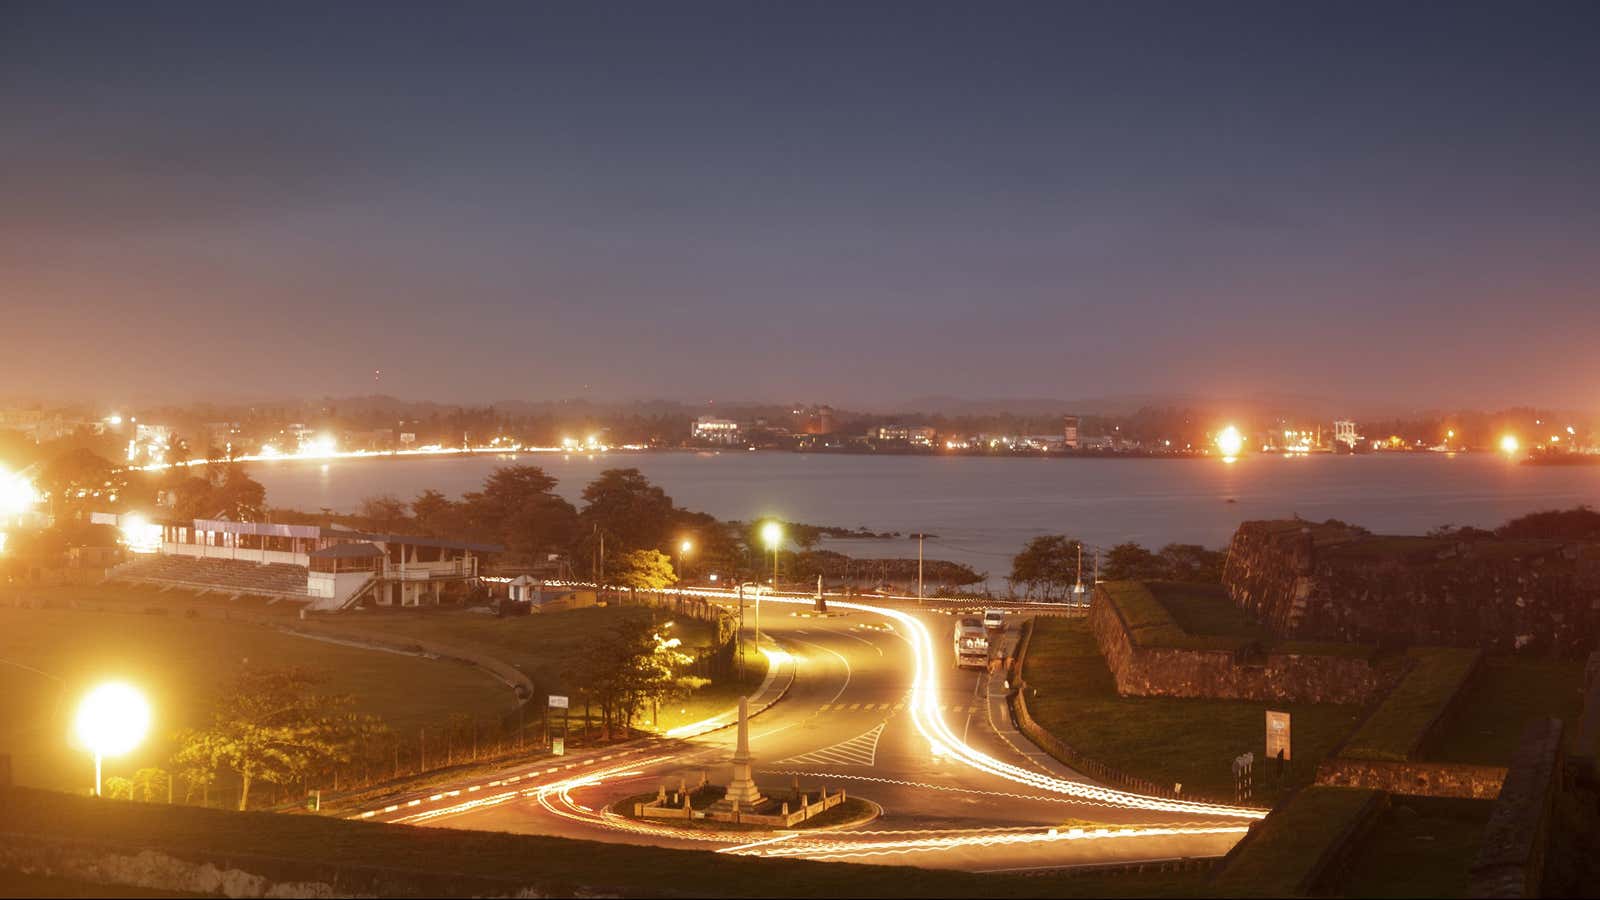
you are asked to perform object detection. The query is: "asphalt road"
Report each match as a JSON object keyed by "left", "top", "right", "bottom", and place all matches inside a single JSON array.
[{"left": 362, "top": 598, "right": 1256, "bottom": 872}]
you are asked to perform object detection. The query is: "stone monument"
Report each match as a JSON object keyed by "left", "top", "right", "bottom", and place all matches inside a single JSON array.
[{"left": 723, "top": 696, "right": 765, "bottom": 807}]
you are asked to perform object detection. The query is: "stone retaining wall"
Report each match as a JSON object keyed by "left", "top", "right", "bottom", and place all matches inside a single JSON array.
[
  {"left": 1222, "top": 519, "right": 1600, "bottom": 653},
  {"left": 1314, "top": 758, "right": 1508, "bottom": 799},
  {"left": 1088, "top": 588, "right": 1387, "bottom": 705},
  {"left": 1468, "top": 718, "right": 1565, "bottom": 899}
]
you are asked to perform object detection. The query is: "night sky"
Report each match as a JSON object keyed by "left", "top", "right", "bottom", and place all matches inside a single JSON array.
[{"left": 4, "top": 2, "right": 1598, "bottom": 410}]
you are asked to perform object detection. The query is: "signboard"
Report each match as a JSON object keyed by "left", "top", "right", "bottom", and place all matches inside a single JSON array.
[
  {"left": 1266, "top": 710, "right": 1291, "bottom": 761},
  {"left": 548, "top": 695, "right": 569, "bottom": 709},
  {"left": 551, "top": 737, "right": 565, "bottom": 757}
]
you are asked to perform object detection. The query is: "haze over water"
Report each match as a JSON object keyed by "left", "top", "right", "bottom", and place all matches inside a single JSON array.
[{"left": 253, "top": 453, "right": 1600, "bottom": 584}]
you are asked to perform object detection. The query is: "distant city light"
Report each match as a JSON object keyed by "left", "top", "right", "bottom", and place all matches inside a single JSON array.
[
  {"left": 1216, "top": 425, "right": 1244, "bottom": 458},
  {"left": 1499, "top": 434, "right": 1520, "bottom": 456}
]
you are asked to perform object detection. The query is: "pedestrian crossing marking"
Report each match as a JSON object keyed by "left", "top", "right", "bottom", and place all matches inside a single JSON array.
[{"left": 778, "top": 723, "right": 886, "bottom": 768}]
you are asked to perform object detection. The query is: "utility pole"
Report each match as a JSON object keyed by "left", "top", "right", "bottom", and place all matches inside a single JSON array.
[
  {"left": 737, "top": 583, "right": 746, "bottom": 677},
  {"left": 915, "top": 532, "right": 926, "bottom": 603},
  {"left": 1074, "top": 541, "right": 1083, "bottom": 599}
]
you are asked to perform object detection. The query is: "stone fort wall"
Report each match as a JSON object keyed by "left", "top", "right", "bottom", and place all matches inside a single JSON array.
[{"left": 1222, "top": 519, "right": 1600, "bottom": 654}]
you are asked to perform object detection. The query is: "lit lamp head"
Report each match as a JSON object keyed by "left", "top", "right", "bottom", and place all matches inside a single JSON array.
[
  {"left": 76, "top": 682, "right": 151, "bottom": 795},
  {"left": 1216, "top": 425, "right": 1245, "bottom": 458},
  {"left": 761, "top": 521, "right": 783, "bottom": 550},
  {"left": 0, "top": 466, "right": 40, "bottom": 518},
  {"left": 680, "top": 539, "right": 693, "bottom": 555}
]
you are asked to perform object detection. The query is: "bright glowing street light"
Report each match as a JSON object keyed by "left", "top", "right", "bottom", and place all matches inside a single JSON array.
[
  {"left": 1500, "top": 434, "right": 1521, "bottom": 456},
  {"left": 676, "top": 539, "right": 693, "bottom": 582},
  {"left": 0, "top": 466, "right": 40, "bottom": 518},
  {"left": 757, "top": 521, "right": 783, "bottom": 652},
  {"left": 1216, "top": 425, "right": 1245, "bottom": 458},
  {"left": 75, "top": 682, "right": 151, "bottom": 797}
]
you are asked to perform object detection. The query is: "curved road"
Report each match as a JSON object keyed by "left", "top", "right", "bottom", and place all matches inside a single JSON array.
[{"left": 360, "top": 595, "right": 1259, "bottom": 873}]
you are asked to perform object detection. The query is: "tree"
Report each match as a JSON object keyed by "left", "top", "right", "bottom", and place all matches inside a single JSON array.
[
  {"left": 40, "top": 447, "right": 121, "bottom": 510},
  {"left": 358, "top": 494, "right": 411, "bottom": 531},
  {"left": 1158, "top": 543, "right": 1225, "bottom": 583},
  {"left": 211, "top": 463, "right": 266, "bottom": 521},
  {"left": 1009, "top": 535, "right": 1084, "bottom": 600},
  {"left": 611, "top": 549, "right": 678, "bottom": 591},
  {"left": 172, "top": 667, "right": 381, "bottom": 810},
  {"left": 1102, "top": 542, "right": 1166, "bottom": 582},
  {"left": 411, "top": 489, "right": 460, "bottom": 536},
  {"left": 461, "top": 466, "right": 577, "bottom": 561},
  {"left": 578, "top": 468, "right": 676, "bottom": 554}
]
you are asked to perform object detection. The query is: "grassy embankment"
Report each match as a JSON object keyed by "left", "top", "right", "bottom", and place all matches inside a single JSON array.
[
  {"left": 1022, "top": 582, "right": 1366, "bottom": 804},
  {"left": 0, "top": 585, "right": 757, "bottom": 798},
  {"left": 1209, "top": 785, "right": 1378, "bottom": 898},
  {"left": 322, "top": 602, "right": 762, "bottom": 734},
  {"left": 0, "top": 588, "right": 513, "bottom": 795},
  {"left": 0, "top": 787, "right": 1200, "bottom": 899}
]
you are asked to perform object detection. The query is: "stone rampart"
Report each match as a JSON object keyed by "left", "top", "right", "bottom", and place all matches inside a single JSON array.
[
  {"left": 1088, "top": 588, "right": 1387, "bottom": 705},
  {"left": 1222, "top": 520, "right": 1600, "bottom": 653},
  {"left": 1314, "top": 758, "right": 1507, "bottom": 799}
]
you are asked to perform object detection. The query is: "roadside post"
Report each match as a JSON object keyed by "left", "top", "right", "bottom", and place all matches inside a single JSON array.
[{"left": 549, "top": 694, "right": 569, "bottom": 756}]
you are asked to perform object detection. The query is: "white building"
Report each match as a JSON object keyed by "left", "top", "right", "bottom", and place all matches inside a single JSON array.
[
  {"left": 692, "top": 416, "right": 742, "bottom": 445},
  {"left": 1334, "top": 420, "right": 1360, "bottom": 449},
  {"left": 874, "top": 425, "right": 936, "bottom": 446}
]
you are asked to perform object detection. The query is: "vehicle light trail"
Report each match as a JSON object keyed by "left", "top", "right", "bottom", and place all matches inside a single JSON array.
[{"left": 754, "top": 594, "right": 1268, "bottom": 820}]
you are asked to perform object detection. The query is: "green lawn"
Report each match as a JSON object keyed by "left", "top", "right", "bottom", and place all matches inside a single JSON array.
[
  {"left": 1022, "top": 618, "right": 1363, "bottom": 804},
  {"left": 325, "top": 603, "right": 720, "bottom": 694},
  {"left": 1210, "top": 786, "right": 1378, "bottom": 898},
  {"left": 1101, "top": 581, "right": 1376, "bottom": 659},
  {"left": 1427, "top": 655, "right": 1587, "bottom": 765},
  {"left": 0, "top": 598, "right": 515, "bottom": 795},
  {"left": 0, "top": 787, "right": 1205, "bottom": 899},
  {"left": 1335, "top": 796, "right": 1492, "bottom": 898},
  {"left": 1343, "top": 648, "right": 1481, "bottom": 762}
]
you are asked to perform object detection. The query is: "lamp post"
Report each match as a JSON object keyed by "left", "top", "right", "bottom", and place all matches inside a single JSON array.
[
  {"left": 677, "top": 539, "right": 693, "bottom": 584},
  {"left": 75, "top": 682, "right": 151, "bottom": 797},
  {"left": 759, "top": 521, "right": 782, "bottom": 653}
]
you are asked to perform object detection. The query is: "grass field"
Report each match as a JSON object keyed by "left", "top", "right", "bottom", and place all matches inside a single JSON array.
[
  {"left": 1336, "top": 796, "right": 1492, "bottom": 898},
  {"left": 1022, "top": 618, "right": 1363, "bottom": 804},
  {"left": 321, "top": 602, "right": 746, "bottom": 733},
  {"left": 0, "top": 590, "right": 513, "bottom": 794},
  {"left": 1427, "top": 655, "right": 1588, "bottom": 765},
  {"left": 1210, "top": 786, "right": 1378, "bottom": 897},
  {"left": 1342, "top": 647, "right": 1481, "bottom": 762}
]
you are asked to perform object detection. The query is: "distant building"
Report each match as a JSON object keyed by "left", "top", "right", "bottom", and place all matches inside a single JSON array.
[
  {"left": 1334, "top": 420, "right": 1359, "bottom": 449},
  {"left": 796, "top": 404, "right": 836, "bottom": 435},
  {"left": 1062, "top": 415, "right": 1081, "bottom": 449},
  {"left": 692, "top": 416, "right": 742, "bottom": 445},
  {"left": 874, "top": 425, "right": 936, "bottom": 446}
]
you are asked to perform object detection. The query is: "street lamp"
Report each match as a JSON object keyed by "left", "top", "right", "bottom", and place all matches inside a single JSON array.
[
  {"left": 759, "top": 521, "right": 783, "bottom": 652},
  {"left": 676, "top": 539, "right": 693, "bottom": 584},
  {"left": 75, "top": 682, "right": 151, "bottom": 797}
]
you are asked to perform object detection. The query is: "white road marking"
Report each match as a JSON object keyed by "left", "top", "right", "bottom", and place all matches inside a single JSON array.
[{"left": 779, "top": 723, "right": 886, "bottom": 768}]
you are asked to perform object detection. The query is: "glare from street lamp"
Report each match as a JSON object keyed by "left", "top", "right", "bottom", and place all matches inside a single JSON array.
[
  {"left": 76, "top": 682, "right": 151, "bottom": 758},
  {"left": 680, "top": 539, "right": 693, "bottom": 555},
  {"left": 1216, "top": 425, "right": 1244, "bottom": 458},
  {"left": 0, "top": 466, "right": 40, "bottom": 517},
  {"left": 761, "top": 521, "right": 783, "bottom": 549}
]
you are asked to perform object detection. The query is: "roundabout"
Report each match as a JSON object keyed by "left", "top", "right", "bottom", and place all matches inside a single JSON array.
[{"left": 361, "top": 590, "right": 1265, "bottom": 872}]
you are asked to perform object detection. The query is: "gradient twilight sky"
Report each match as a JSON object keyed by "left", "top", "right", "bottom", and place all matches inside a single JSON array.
[{"left": 3, "top": 2, "right": 1598, "bottom": 410}]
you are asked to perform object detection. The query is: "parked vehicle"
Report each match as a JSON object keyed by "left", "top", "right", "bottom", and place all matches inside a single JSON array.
[{"left": 953, "top": 615, "right": 989, "bottom": 669}]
